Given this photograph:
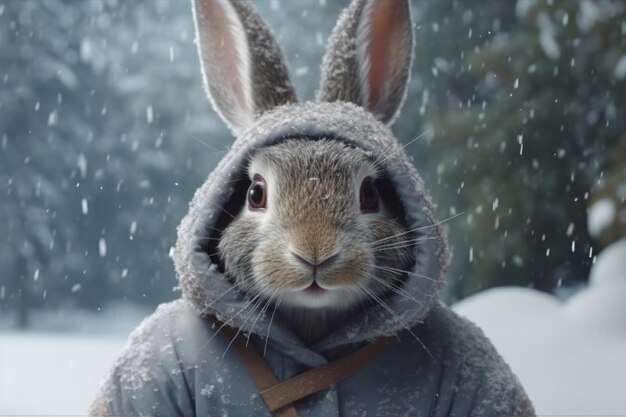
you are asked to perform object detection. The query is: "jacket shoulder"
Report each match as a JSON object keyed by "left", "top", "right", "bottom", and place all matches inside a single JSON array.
[
  {"left": 424, "top": 305, "right": 535, "bottom": 417},
  {"left": 90, "top": 299, "right": 216, "bottom": 416}
]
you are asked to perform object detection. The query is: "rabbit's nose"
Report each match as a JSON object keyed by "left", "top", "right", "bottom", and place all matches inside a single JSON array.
[{"left": 290, "top": 250, "right": 339, "bottom": 273}]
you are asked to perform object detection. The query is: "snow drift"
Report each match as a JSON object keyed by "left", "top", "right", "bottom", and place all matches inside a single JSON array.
[{"left": 454, "top": 239, "right": 626, "bottom": 415}]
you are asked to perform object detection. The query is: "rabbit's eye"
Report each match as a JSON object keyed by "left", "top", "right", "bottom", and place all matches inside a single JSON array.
[
  {"left": 360, "top": 177, "right": 379, "bottom": 213},
  {"left": 248, "top": 175, "right": 267, "bottom": 210}
]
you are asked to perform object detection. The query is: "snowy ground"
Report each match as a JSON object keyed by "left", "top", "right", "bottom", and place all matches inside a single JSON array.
[
  {"left": 2, "top": 241, "right": 625, "bottom": 415},
  {"left": 0, "top": 304, "right": 147, "bottom": 415},
  {"left": 0, "top": 332, "right": 126, "bottom": 415},
  {"left": 454, "top": 239, "right": 626, "bottom": 416}
]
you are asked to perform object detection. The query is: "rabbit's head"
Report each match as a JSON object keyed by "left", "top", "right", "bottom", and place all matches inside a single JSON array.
[
  {"left": 218, "top": 138, "right": 414, "bottom": 311},
  {"left": 188, "top": 0, "right": 438, "bottom": 324}
]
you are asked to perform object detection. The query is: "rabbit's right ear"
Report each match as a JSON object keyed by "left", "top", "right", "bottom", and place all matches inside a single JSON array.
[
  {"left": 192, "top": 0, "right": 297, "bottom": 136},
  {"left": 317, "top": 0, "right": 413, "bottom": 125}
]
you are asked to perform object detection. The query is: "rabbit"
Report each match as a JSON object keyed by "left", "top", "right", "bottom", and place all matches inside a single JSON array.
[{"left": 91, "top": 0, "right": 535, "bottom": 415}]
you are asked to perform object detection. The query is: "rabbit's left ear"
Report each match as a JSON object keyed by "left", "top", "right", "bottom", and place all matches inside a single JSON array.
[
  {"left": 192, "top": 0, "right": 297, "bottom": 136},
  {"left": 317, "top": 0, "right": 413, "bottom": 125}
]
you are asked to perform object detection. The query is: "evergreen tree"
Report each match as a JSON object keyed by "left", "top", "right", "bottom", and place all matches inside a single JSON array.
[
  {"left": 402, "top": 0, "right": 626, "bottom": 298},
  {"left": 0, "top": 0, "right": 222, "bottom": 325}
]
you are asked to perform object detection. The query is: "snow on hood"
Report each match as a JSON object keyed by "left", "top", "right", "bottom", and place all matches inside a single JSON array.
[{"left": 172, "top": 101, "right": 449, "bottom": 349}]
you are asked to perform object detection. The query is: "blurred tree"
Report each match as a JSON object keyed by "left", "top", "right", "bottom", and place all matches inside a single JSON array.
[
  {"left": 0, "top": 0, "right": 92, "bottom": 326},
  {"left": 0, "top": 0, "right": 221, "bottom": 326},
  {"left": 588, "top": 135, "right": 626, "bottom": 246},
  {"left": 400, "top": 0, "right": 626, "bottom": 299}
]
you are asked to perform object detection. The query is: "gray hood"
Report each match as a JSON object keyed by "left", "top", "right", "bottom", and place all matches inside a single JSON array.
[{"left": 173, "top": 101, "right": 450, "bottom": 351}]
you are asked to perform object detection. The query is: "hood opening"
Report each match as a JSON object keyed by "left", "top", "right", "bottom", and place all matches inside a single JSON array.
[
  {"left": 374, "top": 175, "right": 409, "bottom": 229},
  {"left": 203, "top": 169, "right": 251, "bottom": 275},
  {"left": 200, "top": 136, "right": 418, "bottom": 279},
  {"left": 373, "top": 174, "right": 418, "bottom": 287}
]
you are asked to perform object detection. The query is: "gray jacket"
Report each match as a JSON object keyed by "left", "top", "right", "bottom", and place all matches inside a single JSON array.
[{"left": 91, "top": 0, "right": 534, "bottom": 415}]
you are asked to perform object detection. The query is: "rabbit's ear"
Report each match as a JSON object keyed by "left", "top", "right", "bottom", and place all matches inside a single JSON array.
[
  {"left": 317, "top": 0, "right": 413, "bottom": 125},
  {"left": 192, "top": 0, "right": 297, "bottom": 136}
]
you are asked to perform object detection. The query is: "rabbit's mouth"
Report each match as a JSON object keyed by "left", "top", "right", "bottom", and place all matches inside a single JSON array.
[
  {"left": 286, "top": 276, "right": 348, "bottom": 296},
  {"left": 304, "top": 282, "right": 325, "bottom": 295},
  {"left": 302, "top": 281, "right": 329, "bottom": 297},
  {"left": 281, "top": 282, "right": 363, "bottom": 310}
]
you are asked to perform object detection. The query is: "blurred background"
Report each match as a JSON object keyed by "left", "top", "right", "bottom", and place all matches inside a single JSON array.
[{"left": 1, "top": 0, "right": 625, "bottom": 414}]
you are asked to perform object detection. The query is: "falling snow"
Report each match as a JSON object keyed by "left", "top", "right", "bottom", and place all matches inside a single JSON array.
[
  {"left": 77, "top": 154, "right": 88, "bottom": 178},
  {"left": 588, "top": 199, "right": 616, "bottom": 238},
  {"left": 99, "top": 238, "right": 107, "bottom": 258},
  {"left": 1, "top": 1, "right": 624, "bottom": 414},
  {"left": 613, "top": 55, "right": 626, "bottom": 80}
]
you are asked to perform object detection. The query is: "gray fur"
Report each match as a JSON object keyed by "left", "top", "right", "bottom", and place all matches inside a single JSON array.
[
  {"left": 317, "top": 0, "right": 413, "bottom": 125},
  {"left": 193, "top": 0, "right": 296, "bottom": 135}
]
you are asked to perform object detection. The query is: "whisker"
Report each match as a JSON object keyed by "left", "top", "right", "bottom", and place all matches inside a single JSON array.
[
  {"left": 217, "top": 267, "right": 284, "bottom": 351},
  {"left": 246, "top": 288, "right": 280, "bottom": 347},
  {"left": 366, "top": 212, "right": 464, "bottom": 247},
  {"left": 362, "top": 271, "right": 425, "bottom": 308},
  {"left": 371, "top": 234, "right": 443, "bottom": 250},
  {"left": 356, "top": 283, "right": 433, "bottom": 358},
  {"left": 219, "top": 292, "right": 266, "bottom": 357},
  {"left": 199, "top": 284, "right": 239, "bottom": 316},
  {"left": 372, "top": 129, "right": 431, "bottom": 168},
  {"left": 370, "top": 264, "right": 436, "bottom": 282},
  {"left": 223, "top": 290, "right": 271, "bottom": 356},
  {"left": 216, "top": 203, "right": 238, "bottom": 220},
  {"left": 191, "top": 135, "right": 229, "bottom": 155},
  {"left": 264, "top": 296, "right": 283, "bottom": 357},
  {"left": 200, "top": 290, "right": 265, "bottom": 352},
  {"left": 372, "top": 236, "right": 442, "bottom": 252},
  {"left": 372, "top": 243, "right": 425, "bottom": 253},
  {"left": 196, "top": 236, "right": 221, "bottom": 242},
  {"left": 357, "top": 283, "right": 409, "bottom": 334}
]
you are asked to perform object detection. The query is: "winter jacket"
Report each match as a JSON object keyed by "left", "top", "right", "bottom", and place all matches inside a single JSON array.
[{"left": 90, "top": 102, "right": 534, "bottom": 417}]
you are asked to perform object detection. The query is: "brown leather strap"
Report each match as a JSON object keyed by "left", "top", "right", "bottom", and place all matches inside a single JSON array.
[
  {"left": 222, "top": 325, "right": 299, "bottom": 417},
  {"left": 259, "top": 336, "right": 390, "bottom": 412},
  {"left": 221, "top": 325, "right": 390, "bottom": 417}
]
